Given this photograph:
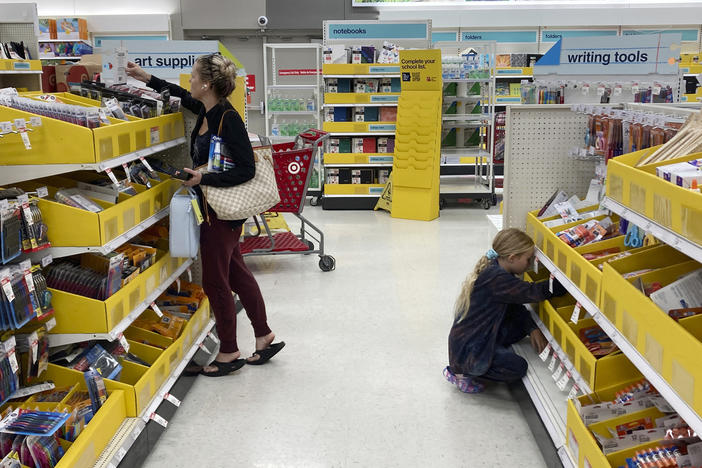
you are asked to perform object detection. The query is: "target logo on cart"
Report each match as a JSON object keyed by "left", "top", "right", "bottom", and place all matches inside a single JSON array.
[{"left": 288, "top": 161, "right": 301, "bottom": 174}]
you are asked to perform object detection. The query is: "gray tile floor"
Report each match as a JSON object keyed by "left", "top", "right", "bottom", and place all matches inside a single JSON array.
[{"left": 142, "top": 206, "right": 547, "bottom": 468}]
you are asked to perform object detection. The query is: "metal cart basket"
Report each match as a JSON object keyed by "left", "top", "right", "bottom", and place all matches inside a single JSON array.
[{"left": 240, "top": 129, "right": 335, "bottom": 271}]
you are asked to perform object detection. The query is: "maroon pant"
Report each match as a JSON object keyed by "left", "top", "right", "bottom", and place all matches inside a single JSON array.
[{"left": 200, "top": 215, "right": 271, "bottom": 353}]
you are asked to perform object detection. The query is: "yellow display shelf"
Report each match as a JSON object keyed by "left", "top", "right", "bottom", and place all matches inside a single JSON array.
[
  {"left": 0, "top": 59, "right": 42, "bottom": 72},
  {"left": 680, "top": 63, "right": 702, "bottom": 74},
  {"left": 542, "top": 300, "right": 641, "bottom": 391},
  {"left": 0, "top": 96, "right": 185, "bottom": 166},
  {"left": 323, "top": 121, "right": 396, "bottom": 133},
  {"left": 324, "top": 183, "right": 385, "bottom": 196},
  {"left": 601, "top": 245, "right": 702, "bottom": 417},
  {"left": 607, "top": 145, "right": 702, "bottom": 247},
  {"left": 495, "top": 66, "right": 533, "bottom": 77},
  {"left": 48, "top": 251, "right": 188, "bottom": 335},
  {"left": 324, "top": 153, "right": 394, "bottom": 165},
  {"left": 566, "top": 381, "right": 669, "bottom": 468},
  {"left": 16, "top": 174, "right": 180, "bottom": 250},
  {"left": 324, "top": 93, "right": 400, "bottom": 105},
  {"left": 322, "top": 63, "right": 400, "bottom": 76}
]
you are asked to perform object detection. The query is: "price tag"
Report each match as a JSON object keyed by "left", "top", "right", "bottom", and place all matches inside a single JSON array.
[
  {"left": 164, "top": 392, "right": 181, "bottom": 407},
  {"left": 632, "top": 84, "right": 640, "bottom": 94},
  {"left": 21, "top": 131, "right": 30, "bottom": 150},
  {"left": 568, "top": 384, "right": 580, "bottom": 400},
  {"left": 116, "top": 447, "right": 127, "bottom": 461},
  {"left": 29, "top": 116, "right": 42, "bottom": 127},
  {"left": 653, "top": 84, "right": 662, "bottom": 95},
  {"left": 187, "top": 268, "right": 192, "bottom": 283},
  {"left": 557, "top": 370, "right": 571, "bottom": 391},
  {"left": 547, "top": 354, "right": 558, "bottom": 372},
  {"left": 0, "top": 122, "right": 12, "bottom": 133},
  {"left": 570, "top": 303, "right": 582, "bottom": 324},
  {"left": 150, "top": 302, "right": 163, "bottom": 318},
  {"left": 549, "top": 274, "right": 554, "bottom": 294},
  {"left": 175, "top": 278, "right": 181, "bottom": 293},
  {"left": 198, "top": 342, "right": 212, "bottom": 354},
  {"left": 613, "top": 85, "right": 623, "bottom": 96},
  {"left": 17, "top": 194, "right": 28, "bottom": 204},
  {"left": 207, "top": 332, "right": 220, "bottom": 345},
  {"left": 22, "top": 203, "right": 33, "bottom": 225},
  {"left": 28, "top": 331, "right": 38, "bottom": 364},
  {"left": 14, "top": 119, "right": 26, "bottom": 130},
  {"left": 122, "top": 163, "right": 131, "bottom": 182},
  {"left": 41, "top": 255, "right": 53, "bottom": 267},
  {"left": 552, "top": 363, "right": 564, "bottom": 381},
  {"left": 24, "top": 269, "right": 34, "bottom": 293},
  {"left": 36, "top": 186, "right": 48, "bottom": 198},
  {"left": 581, "top": 84, "right": 590, "bottom": 95},
  {"left": 533, "top": 257, "right": 539, "bottom": 274},
  {"left": 8, "top": 349, "right": 19, "bottom": 374},
  {"left": 597, "top": 86, "right": 606, "bottom": 97},
  {"left": 139, "top": 156, "right": 155, "bottom": 173},
  {"left": 149, "top": 413, "right": 168, "bottom": 428},
  {"left": 539, "top": 344, "right": 551, "bottom": 362},
  {"left": 150, "top": 127, "right": 160, "bottom": 145},
  {"left": 45, "top": 317, "right": 57, "bottom": 331},
  {"left": 118, "top": 333, "right": 130, "bottom": 353},
  {"left": 105, "top": 168, "right": 120, "bottom": 186},
  {"left": 2, "top": 276, "right": 15, "bottom": 302}
]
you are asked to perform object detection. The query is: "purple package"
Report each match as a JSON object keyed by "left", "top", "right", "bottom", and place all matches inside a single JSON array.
[
  {"left": 361, "top": 46, "right": 376, "bottom": 64},
  {"left": 387, "top": 137, "right": 395, "bottom": 153}
]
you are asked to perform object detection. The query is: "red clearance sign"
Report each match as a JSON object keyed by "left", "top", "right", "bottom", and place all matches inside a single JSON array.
[
  {"left": 278, "top": 69, "right": 322, "bottom": 76},
  {"left": 245, "top": 74, "right": 256, "bottom": 92}
]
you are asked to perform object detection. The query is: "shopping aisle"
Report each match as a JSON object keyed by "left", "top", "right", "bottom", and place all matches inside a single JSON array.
[{"left": 142, "top": 206, "right": 547, "bottom": 468}]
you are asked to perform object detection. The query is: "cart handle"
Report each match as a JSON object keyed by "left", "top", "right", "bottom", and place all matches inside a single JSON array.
[{"left": 299, "top": 129, "right": 329, "bottom": 147}]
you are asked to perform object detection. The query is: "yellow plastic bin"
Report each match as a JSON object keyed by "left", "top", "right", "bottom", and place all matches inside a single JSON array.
[{"left": 601, "top": 245, "right": 702, "bottom": 415}]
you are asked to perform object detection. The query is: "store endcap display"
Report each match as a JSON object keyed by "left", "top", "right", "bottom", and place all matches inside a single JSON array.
[{"left": 324, "top": 42, "right": 401, "bottom": 64}]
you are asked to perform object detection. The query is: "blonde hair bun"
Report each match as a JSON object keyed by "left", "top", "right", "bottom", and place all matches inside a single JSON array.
[{"left": 196, "top": 54, "right": 238, "bottom": 98}]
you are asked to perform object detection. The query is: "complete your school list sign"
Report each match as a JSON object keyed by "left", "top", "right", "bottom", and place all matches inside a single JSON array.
[{"left": 535, "top": 33, "right": 681, "bottom": 76}]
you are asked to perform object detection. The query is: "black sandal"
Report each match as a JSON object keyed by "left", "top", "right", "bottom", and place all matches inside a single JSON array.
[
  {"left": 183, "top": 365, "right": 203, "bottom": 377},
  {"left": 247, "top": 342, "right": 286, "bottom": 366},
  {"left": 199, "top": 359, "right": 246, "bottom": 377}
]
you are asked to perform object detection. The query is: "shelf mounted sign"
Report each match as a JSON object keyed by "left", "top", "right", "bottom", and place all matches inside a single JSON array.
[
  {"left": 399, "top": 49, "right": 442, "bottom": 92},
  {"left": 534, "top": 33, "right": 682, "bottom": 76}
]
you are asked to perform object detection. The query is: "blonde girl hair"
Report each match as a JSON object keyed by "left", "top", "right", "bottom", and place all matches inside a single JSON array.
[
  {"left": 196, "top": 53, "right": 238, "bottom": 99},
  {"left": 454, "top": 228, "right": 535, "bottom": 323}
]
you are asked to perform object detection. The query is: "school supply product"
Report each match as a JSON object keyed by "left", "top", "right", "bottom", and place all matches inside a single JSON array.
[
  {"left": 83, "top": 369, "right": 107, "bottom": 414},
  {"left": 198, "top": 111, "right": 280, "bottom": 220},
  {"left": 169, "top": 187, "right": 200, "bottom": 258},
  {"left": 650, "top": 268, "right": 702, "bottom": 313},
  {"left": 556, "top": 217, "right": 615, "bottom": 247},
  {"left": 0, "top": 209, "right": 21, "bottom": 265},
  {"left": 53, "top": 189, "right": 103, "bottom": 213},
  {"left": 0, "top": 410, "right": 70, "bottom": 437},
  {"left": 0, "top": 268, "right": 40, "bottom": 329},
  {"left": 70, "top": 344, "right": 121, "bottom": 380}
]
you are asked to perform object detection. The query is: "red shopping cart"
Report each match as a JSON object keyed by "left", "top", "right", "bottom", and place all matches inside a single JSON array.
[{"left": 240, "top": 129, "right": 335, "bottom": 271}]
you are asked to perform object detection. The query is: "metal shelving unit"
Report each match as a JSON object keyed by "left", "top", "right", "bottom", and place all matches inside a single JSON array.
[
  {"left": 435, "top": 41, "right": 497, "bottom": 209},
  {"left": 0, "top": 6, "right": 42, "bottom": 92},
  {"left": 263, "top": 43, "right": 323, "bottom": 199}
]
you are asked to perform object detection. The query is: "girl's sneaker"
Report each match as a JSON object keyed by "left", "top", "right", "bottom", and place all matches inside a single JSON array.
[{"left": 443, "top": 366, "right": 485, "bottom": 394}]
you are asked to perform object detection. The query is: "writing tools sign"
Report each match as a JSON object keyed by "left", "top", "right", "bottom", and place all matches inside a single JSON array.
[{"left": 535, "top": 34, "right": 681, "bottom": 76}]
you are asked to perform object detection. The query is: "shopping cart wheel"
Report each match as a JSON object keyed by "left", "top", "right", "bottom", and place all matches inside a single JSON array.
[
  {"left": 319, "top": 255, "right": 336, "bottom": 272},
  {"left": 482, "top": 198, "right": 491, "bottom": 210},
  {"left": 310, "top": 197, "right": 320, "bottom": 207},
  {"left": 439, "top": 198, "right": 446, "bottom": 210}
]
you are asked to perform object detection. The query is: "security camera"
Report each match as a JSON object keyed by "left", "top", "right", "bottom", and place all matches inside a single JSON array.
[{"left": 257, "top": 16, "right": 269, "bottom": 28}]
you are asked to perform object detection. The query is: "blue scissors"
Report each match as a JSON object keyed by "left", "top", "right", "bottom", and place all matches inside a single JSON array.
[{"left": 625, "top": 224, "right": 643, "bottom": 248}]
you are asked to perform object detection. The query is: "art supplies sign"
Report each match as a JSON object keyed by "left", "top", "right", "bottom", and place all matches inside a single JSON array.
[
  {"left": 399, "top": 49, "right": 442, "bottom": 91},
  {"left": 535, "top": 34, "right": 681, "bottom": 75}
]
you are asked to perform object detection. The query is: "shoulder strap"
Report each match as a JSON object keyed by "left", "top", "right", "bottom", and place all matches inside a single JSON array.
[{"left": 217, "top": 109, "right": 235, "bottom": 136}]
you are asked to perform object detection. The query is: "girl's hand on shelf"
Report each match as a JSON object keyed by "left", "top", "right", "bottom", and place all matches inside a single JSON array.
[{"left": 530, "top": 328, "right": 548, "bottom": 354}]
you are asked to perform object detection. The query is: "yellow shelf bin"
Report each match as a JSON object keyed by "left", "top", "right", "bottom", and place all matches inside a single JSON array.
[
  {"left": 16, "top": 175, "right": 180, "bottom": 247},
  {"left": 323, "top": 122, "right": 396, "bottom": 133},
  {"left": 0, "top": 95, "right": 184, "bottom": 165},
  {"left": 322, "top": 64, "right": 401, "bottom": 75},
  {"left": 495, "top": 66, "right": 533, "bottom": 76},
  {"left": 607, "top": 145, "right": 702, "bottom": 246},
  {"left": 601, "top": 245, "right": 702, "bottom": 415},
  {"left": 0, "top": 59, "right": 42, "bottom": 72},
  {"left": 324, "top": 184, "right": 385, "bottom": 196},
  {"left": 324, "top": 153, "right": 394, "bottom": 165},
  {"left": 544, "top": 301, "right": 641, "bottom": 390},
  {"left": 324, "top": 93, "right": 400, "bottom": 105},
  {"left": 49, "top": 251, "right": 187, "bottom": 334}
]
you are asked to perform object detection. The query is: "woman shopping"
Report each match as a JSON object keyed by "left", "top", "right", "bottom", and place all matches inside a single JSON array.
[{"left": 126, "top": 54, "right": 285, "bottom": 377}]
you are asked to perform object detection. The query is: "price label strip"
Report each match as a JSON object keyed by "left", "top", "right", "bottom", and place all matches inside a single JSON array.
[
  {"left": 570, "top": 303, "right": 582, "bottom": 324},
  {"left": 568, "top": 383, "right": 581, "bottom": 400},
  {"left": 549, "top": 274, "right": 554, "bottom": 294},
  {"left": 151, "top": 302, "right": 163, "bottom": 318},
  {"left": 149, "top": 413, "right": 168, "bottom": 428},
  {"left": 164, "top": 393, "right": 181, "bottom": 407},
  {"left": 538, "top": 344, "right": 551, "bottom": 362},
  {"left": 557, "top": 370, "right": 572, "bottom": 391},
  {"left": 547, "top": 354, "right": 558, "bottom": 372},
  {"left": 118, "top": 333, "right": 130, "bottom": 353},
  {"left": 533, "top": 257, "right": 539, "bottom": 274},
  {"left": 552, "top": 363, "right": 565, "bottom": 382}
]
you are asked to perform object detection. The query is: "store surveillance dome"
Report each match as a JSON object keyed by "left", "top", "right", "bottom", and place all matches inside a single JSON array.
[{"left": 258, "top": 16, "right": 269, "bottom": 27}]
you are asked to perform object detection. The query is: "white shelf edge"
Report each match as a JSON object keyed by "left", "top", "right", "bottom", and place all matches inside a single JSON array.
[
  {"left": 496, "top": 75, "right": 533, "bottom": 79},
  {"left": 39, "top": 56, "right": 82, "bottom": 61},
  {"left": 525, "top": 304, "right": 592, "bottom": 394},
  {"left": 0, "top": 136, "right": 187, "bottom": 186},
  {"left": 0, "top": 70, "right": 42, "bottom": 75},
  {"left": 602, "top": 197, "right": 702, "bottom": 265},
  {"left": 443, "top": 78, "right": 491, "bottom": 83},
  {"left": 47, "top": 258, "right": 194, "bottom": 347},
  {"left": 324, "top": 163, "right": 393, "bottom": 168},
  {"left": 268, "top": 84, "right": 319, "bottom": 89},
  {"left": 97, "top": 318, "right": 215, "bottom": 468},
  {"left": 323, "top": 103, "right": 398, "bottom": 107},
  {"left": 39, "top": 39, "right": 92, "bottom": 44},
  {"left": 558, "top": 447, "right": 577, "bottom": 468},
  {"left": 534, "top": 247, "right": 702, "bottom": 437},
  {"left": 269, "top": 111, "right": 318, "bottom": 116},
  {"left": 323, "top": 194, "right": 381, "bottom": 198},
  {"left": 513, "top": 341, "right": 567, "bottom": 449}
]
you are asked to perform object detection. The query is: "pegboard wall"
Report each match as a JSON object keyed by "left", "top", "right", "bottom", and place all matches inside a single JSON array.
[
  {"left": 503, "top": 105, "right": 597, "bottom": 230},
  {"left": 0, "top": 23, "right": 38, "bottom": 59}
]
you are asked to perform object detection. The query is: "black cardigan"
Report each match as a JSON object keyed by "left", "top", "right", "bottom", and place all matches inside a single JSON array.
[{"left": 146, "top": 75, "right": 255, "bottom": 188}]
